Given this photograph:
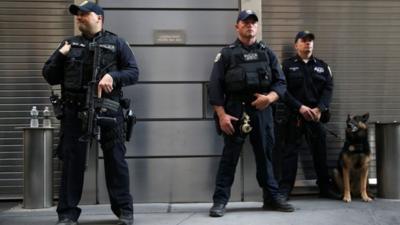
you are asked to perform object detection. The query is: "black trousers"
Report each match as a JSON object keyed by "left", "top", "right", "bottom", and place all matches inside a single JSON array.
[
  {"left": 212, "top": 105, "right": 280, "bottom": 204},
  {"left": 57, "top": 106, "right": 133, "bottom": 221},
  {"left": 279, "top": 117, "right": 330, "bottom": 195}
]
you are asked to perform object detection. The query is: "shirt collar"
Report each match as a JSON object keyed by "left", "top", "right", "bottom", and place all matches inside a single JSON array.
[
  {"left": 235, "top": 39, "right": 259, "bottom": 50},
  {"left": 295, "top": 54, "right": 316, "bottom": 63}
]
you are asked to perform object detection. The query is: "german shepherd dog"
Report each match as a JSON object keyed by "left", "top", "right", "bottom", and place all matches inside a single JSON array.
[{"left": 333, "top": 113, "right": 373, "bottom": 203}]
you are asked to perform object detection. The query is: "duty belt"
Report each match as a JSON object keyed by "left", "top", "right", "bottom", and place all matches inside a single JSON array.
[
  {"left": 63, "top": 92, "right": 86, "bottom": 107},
  {"left": 228, "top": 94, "right": 254, "bottom": 103}
]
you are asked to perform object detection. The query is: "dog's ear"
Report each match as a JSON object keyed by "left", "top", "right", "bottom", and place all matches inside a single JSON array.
[{"left": 362, "top": 113, "right": 369, "bottom": 122}]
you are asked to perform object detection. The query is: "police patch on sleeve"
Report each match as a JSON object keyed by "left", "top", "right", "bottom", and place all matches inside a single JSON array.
[{"left": 214, "top": 53, "right": 221, "bottom": 62}]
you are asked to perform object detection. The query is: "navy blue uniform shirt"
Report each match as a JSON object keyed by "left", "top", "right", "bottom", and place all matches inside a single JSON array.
[
  {"left": 282, "top": 55, "right": 333, "bottom": 112},
  {"left": 208, "top": 39, "right": 286, "bottom": 106},
  {"left": 43, "top": 30, "right": 139, "bottom": 87}
]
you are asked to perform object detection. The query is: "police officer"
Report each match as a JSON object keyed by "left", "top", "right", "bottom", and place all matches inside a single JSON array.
[
  {"left": 208, "top": 10, "right": 294, "bottom": 217},
  {"left": 278, "top": 31, "right": 338, "bottom": 200},
  {"left": 42, "top": 2, "right": 138, "bottom": 225}
]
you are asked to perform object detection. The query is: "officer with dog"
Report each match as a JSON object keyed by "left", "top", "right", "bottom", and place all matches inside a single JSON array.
[
  {"left": 42, "top": 2, "right": 138, "bottom": 225},
  {"left": 277, "top": 31, "right": 338, "bottom": 200},
  {"left": 208, "top": 10, "right": 294, "bottom": 217}
]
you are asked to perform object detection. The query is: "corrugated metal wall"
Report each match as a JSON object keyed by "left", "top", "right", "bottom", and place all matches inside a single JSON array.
[
  {"left": 246, "top": 0, "right": 400, "bottom": 197},
  {"left": 0, "top": 0, "right": 72, "bottom": 199}
]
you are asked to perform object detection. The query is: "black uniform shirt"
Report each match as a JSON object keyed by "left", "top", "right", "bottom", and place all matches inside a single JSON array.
[
  {"left": 208, "top": 39, "right": 286, "bottom": 106},
  {"left": 282, "top": 55, "right": 333, "bottom": 112}
]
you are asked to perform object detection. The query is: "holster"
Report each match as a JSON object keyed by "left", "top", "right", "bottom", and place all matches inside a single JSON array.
[
  {"left": 50, "top": 92, "right": 64, "bottom": 120},
  {"left": 120, "top": 98, "right": 136, "bottom": 142}
]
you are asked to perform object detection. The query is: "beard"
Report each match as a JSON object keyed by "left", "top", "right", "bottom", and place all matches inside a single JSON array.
[
  {"left": 78, "top": 23, "right": 90, "bottom": 34},
  {"left": 77, "top": 21, "right": 98, "bottom": 36},
  {"left": 302, "top": 47, "right": 313, "bottom": 54},
  {"left": 242, "top": 30, "right": 256, "bottom": 39}
]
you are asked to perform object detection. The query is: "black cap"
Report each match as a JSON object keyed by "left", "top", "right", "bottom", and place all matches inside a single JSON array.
[
  {"left": 294, "top": 30, "right": 315, "bottom": 43},
  {"left": 69, "top": 1, "right": 104, "bottom": 16},
  {"left": 237, "top": 9, "right": 258, "bottom": 23}
]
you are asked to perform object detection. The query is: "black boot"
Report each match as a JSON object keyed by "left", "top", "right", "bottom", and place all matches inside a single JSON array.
[
  {"left": 319, "top": 179, "right": 341, "bottom": 200},
  {"left": 117, "top": 211, "right": 133, "bottom": 225},
  {"left": 264, "top": 195, "right": 295, "bottom": 212},
  {"left": 209, "top": 203, "right": 226, "bottom": 217},
  {"left": 55, "top": 218, "right": 78, "bottom": 225},
  {"left": 319, "top": 188, "right": 341, "bottom": 200}
]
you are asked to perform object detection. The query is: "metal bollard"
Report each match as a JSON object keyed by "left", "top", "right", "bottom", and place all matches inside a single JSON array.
[
  {"left": 375, "top": 122, "right": 400, "bottom": 199},
  {"left": 23, "top": 127, "right": 55, "bottom": 208}
]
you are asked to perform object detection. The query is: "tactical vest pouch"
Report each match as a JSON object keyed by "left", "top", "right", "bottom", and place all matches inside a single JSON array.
[
  {"left": 63, "top": 46, "right": 85, "bottom": 89},
  {"left": 245, "top": 71, "right": 260, "bottom": 92},
  {"left": 245, "top": 69, "right": 271, "bottom": 93},
  {"left": 225, "top": 67, "right": 246, "bottom": 93},
  {"left": 258, "top": 69, "right": 271, "bottom": 92},
  {"left": 64, "top": 58, "right": 83, "bottom": 89}
]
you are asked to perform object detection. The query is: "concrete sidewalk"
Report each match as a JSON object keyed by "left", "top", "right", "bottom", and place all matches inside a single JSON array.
[{"left": 1, "top": 196, "right": 400, "bottom": 225}]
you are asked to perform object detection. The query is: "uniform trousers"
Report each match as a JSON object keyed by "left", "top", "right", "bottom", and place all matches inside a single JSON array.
[
  {"left": 57, "top": 105, "right": 133, "bottom": 221},
  {"left": 279, "top": 117, "right": 330, "bottom": 195},
  {"left": 213, "top": 104, "right": 280, "bottom": 204}
]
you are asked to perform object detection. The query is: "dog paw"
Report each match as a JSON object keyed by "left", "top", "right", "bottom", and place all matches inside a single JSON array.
[
  {"left": 362, "top": 196, "right": 373, "bottom": 202},
  {"left": 343, "top": 196, "right": 351, "bottom": 203}
]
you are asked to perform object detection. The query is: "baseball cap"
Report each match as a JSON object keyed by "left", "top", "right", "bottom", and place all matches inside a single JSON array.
[
  {"left": 237, "top": 9, "right": 258, "bottom": 23},
  {"left": 294, "top": 30, "right": 315, "bottom": 43},
  {"left": 69, "top": 1, "right": 104, "bottom": 16}
]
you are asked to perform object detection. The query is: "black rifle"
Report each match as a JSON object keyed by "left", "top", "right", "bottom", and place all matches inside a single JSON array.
[{"left": 79, "top": 35, "right": 118, "bottom": 169}]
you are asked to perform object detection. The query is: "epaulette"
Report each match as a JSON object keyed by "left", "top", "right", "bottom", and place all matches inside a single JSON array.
[
  {"left": 228, "top": 43, "right": 237, "bottom": 49},
  {"left": 313, "top": 56, "right": 327, "bottom": 65},
  {"left": 68, "top": 36, "right": 85, "bottom": 48},
  {"left": 71, "top": 42, "right": 86, "bottom": 48},
  {"left": 104, "top": 30, "right": 117, "bottom": 36}
]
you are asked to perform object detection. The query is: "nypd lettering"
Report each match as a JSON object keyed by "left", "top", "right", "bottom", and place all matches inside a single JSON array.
[
  {"left": 243, "top": 53, "right": 258, "bottom": 61},
  {"left": 100, "top": 44, "right": 116, "bottom": 52}
]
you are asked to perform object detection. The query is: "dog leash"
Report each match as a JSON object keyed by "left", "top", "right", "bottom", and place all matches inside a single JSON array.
[{"left": 321, "top": 124, "right": 345, "bottom": 142}]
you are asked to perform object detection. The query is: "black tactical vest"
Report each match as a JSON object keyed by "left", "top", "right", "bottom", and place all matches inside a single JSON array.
[
  {"left": 63, "top": 31, "right": 119, "bottom": 98},
  {"left": 224, "top": 42, "right": 272, "bottom": 96}
]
